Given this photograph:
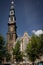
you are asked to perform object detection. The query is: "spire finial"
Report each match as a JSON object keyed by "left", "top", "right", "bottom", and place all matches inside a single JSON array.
[{"left": 11, "top": 0, "right": 14, "bottom": 5}]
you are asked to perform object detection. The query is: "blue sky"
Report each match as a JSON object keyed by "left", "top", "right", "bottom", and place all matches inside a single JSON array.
[{"left": 0, "top": 0, "right": 43, "bottom": 39}]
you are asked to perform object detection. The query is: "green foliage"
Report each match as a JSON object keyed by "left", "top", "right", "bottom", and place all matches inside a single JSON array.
[
  {"left": 38, "top": 34, "right": 43, "bottom": 55},
  {"left": 26, "top": 34, "right": 43, "bottom": 63},
  {"left": 26, "top": 35, "right": 41, "bottom": 62},
  {"left": 0, "top": 35, "right": 6, "bottom": 64},
  {"left": 13, "top": 40, "right": 23, "bottom": 62},
  {"left": 0, "top": 34, "right": 11, "bottom": 63},
  {"left": 5, "top": 51, "right": 11, "bottom": 62},
  {"left": 13, "top": 41, "right": 20, "bottom": 55}
]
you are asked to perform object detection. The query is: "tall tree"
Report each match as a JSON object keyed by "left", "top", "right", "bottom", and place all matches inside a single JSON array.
[
  {"left": 38, "top": 34, "right": 43, "bottom": 55},
  {"left": 5, "top": 51, "right": 11, "bottom": 62},
  {"left": 26, "top": 35, "right": 40, "bottom": 65},
  {"left": 13, "top": 40, "right": 23, "bottom": 62},
  {"left": 0, "top": 35, "right": 6, "bottom": 64}
]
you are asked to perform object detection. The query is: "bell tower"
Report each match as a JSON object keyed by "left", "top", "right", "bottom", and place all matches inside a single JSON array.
[{"left": 7, "top": 0, "right": 17, "bottom": 53}]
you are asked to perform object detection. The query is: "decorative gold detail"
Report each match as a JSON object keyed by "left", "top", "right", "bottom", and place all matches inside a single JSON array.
[{"left": 11, "top": 0, "right": 14, "bottom": 4}]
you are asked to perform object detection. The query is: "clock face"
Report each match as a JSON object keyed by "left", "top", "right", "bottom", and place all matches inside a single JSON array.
[{"left": 10, "top": 10, "right": 14, "bottom": 15}]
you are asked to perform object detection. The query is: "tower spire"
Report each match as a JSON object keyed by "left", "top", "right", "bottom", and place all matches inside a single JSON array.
[
  {"left": 7, "top": 0, "right": 17, "bottom": 54},
  {"left": 8, "top": 0, "right": 16, "bottom": 24},
  {"left": 11, "top": 0, "right": 14, "bottom": 9},
  {"left": 7, "top": 0, "right": 17, "bottom": 62},
  {"left": 11, "top": 0, "right": 14, "bottom": 5}
]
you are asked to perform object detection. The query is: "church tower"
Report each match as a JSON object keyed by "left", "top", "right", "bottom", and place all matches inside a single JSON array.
[{"left": 7, "top": 0, "right": 17, "bottom": 53}]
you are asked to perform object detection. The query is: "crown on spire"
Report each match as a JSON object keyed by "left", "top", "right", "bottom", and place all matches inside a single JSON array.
[
  {"left": 10, "top": 0, "right": 15, "bottom": 9},
  {"left": 11, "top": 0, "right": 14, "bottom": 5},
  {"left": 9, "top": 0, "right": 16, "bottom": 23}
]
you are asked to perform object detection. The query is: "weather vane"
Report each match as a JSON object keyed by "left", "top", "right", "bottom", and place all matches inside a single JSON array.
[
  {"left": 11, "top": 0, "right": 16, "bottom": 6},
  {"left": 11, "top": 0, "right": 14, "bottom": 4}
]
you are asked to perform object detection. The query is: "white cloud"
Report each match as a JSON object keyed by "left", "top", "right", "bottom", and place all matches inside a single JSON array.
[{"left": 32, "top": 30, "right": 43, "bottom": 36}]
